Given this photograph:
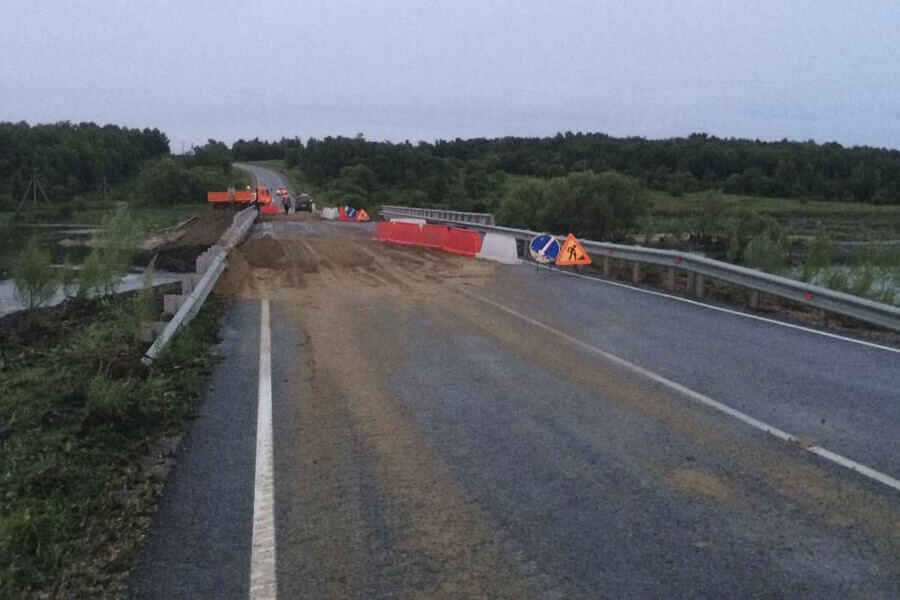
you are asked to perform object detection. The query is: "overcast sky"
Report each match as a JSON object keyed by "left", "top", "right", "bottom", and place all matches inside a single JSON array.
[{"left": 1, "top": 0, "right": 899, "bottom": 151}]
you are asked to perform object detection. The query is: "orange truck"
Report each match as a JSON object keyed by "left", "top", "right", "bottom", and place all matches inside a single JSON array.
[{"left": 207, "top": 186, "right": 273, "bottom": 208}]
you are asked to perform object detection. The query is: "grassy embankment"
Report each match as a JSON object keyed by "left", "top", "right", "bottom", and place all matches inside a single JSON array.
[{"left": 0, "top": 291, "right": 226, "bottom": 598}]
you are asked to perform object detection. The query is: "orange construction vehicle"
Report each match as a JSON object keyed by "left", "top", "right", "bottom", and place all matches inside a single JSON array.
[{"left": 207, "top": 186, "right": 274, "bottom": 209}]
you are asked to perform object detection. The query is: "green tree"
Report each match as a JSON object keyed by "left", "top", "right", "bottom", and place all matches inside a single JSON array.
[
  {"left": 13, "top": 237, "right": 57, "bottom": 310},
  {"left": 540, "top": 171, "right": 649, "bottom": 241},
  {"left": 496, "top": 180, "right": 546, "bottom": 229}
]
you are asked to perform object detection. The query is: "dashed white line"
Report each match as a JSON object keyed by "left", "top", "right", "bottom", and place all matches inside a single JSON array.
[
  {"left": 467, "top": 290, "right": 900, "bottom": 494},
  {"left": 531, "top": 263, "right": 900, "bottom": 355},
  {"left": 250, "top": 299, "right": 277, "bottom": 599}
]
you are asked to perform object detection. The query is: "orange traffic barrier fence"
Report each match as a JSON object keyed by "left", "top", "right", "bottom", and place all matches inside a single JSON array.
[
  {"left": 418, "top": 224, "right": 448, "bottom": 249},
  {"left": 386, "top": 221, "right": 421, "bottom": 245},
  {"left": 442, "top": 227, "right": 483, "bottom": 257},
  {"left": 375, "top": 221, "right": 391, "bottom": 241}
]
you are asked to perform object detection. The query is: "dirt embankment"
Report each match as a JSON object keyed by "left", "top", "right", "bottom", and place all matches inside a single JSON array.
[{"left": 136, "top": 211, "right": 235, "bottom": 272}]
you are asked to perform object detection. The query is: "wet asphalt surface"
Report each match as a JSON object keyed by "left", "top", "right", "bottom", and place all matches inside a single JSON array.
[{"left": 129, "top": 169, "right": 900, "bottom": 599}]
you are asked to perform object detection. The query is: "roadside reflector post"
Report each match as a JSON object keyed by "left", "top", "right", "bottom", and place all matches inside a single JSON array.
[
  {"left": 749, "top": 289, "right": 760, "bottom": 310},
  {"left": 667, "top": 267, "right": 676, "bottom": 291},
  {"left": 695, "top": 274, "right": 706, "bottom": 299},
  {"left": 602, "top": 255, "right": 611, "bottom": 277},
  {"left": 632, "top": 262, "right": 641, "bottom": 284}
]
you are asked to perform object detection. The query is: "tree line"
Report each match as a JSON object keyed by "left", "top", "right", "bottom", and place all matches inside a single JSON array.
[
  {"left": 0, "top": 121, "right": 170, "bottom": 207},
  {"left": 233, "top": 132, "right": 900, "bottom": 205},
  {"left": 0, "top": 123, "right": 252, "bottom": 211}
]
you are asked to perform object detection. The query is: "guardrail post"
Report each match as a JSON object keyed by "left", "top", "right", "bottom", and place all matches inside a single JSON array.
[
  {"left": 602, "top": 255, "right": 611, "bottom": 277},
  {"left": 667, "top": 267, "right": 676, "bottom": 291},
  {"left": 632, "top": 262, "right": 641, "bottom": 284},
  {"left": 695, "top": 274, "right": 706, "bottom": 299},
  {"left": 749, "top": 289, "right": 760, "bottom": 310}
]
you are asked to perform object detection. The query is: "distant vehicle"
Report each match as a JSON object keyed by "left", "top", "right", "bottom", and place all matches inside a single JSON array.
[
  {"left": 207, "top": 186, "right": 273, "bottom": 209},
  {"left": 275, "top": 187, "right": 288, "bottom": 197},
  {"left": 295, "top": 193, "right": 311, "bottom": 212}
]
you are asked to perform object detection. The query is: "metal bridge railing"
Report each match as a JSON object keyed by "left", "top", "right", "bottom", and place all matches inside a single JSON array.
[{"left": 379, "top": 206, "right": 900, "bottom": 333}]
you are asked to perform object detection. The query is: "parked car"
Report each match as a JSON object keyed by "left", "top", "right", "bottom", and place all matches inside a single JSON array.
[{"left": 295, "top": 193, "right": 311, "bottom": 212}]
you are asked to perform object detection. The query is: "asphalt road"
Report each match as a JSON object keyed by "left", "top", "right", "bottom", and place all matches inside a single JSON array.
[
  {"left": 130, "top": 171, "right": 900, "bottom": 599},
  {"left": 234, "top": 163, "right": 289, "bottom": 194}
]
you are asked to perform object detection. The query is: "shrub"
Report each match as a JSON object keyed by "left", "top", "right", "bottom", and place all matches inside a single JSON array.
[
  {"left": 75, "top": 207, "right": 142, "bottom": 298},
  {"left": 694, "top": 191, "right": 729, "bottom": 246},
  {"left": 76, "top": 250, "right": 107, "bottom": 298},
  {"left": 13, "top": 237, "right": 57, "bottom": 310},
  {"left": 742, "top": 233, "right": 787, "bottom": 274},
  {"left": 801, "top": 230, "right": 833, "bottom": 282}
]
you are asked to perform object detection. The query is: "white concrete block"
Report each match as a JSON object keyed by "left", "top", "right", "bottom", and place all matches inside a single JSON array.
[{"left": 476, "top": 232, "right": 520, "bottom": 265}]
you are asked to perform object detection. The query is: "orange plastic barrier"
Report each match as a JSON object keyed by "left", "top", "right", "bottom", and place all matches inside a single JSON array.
[
  {"left": 374, "top": 221, "right": 391, "bottom": 241},
  {"left": 418, "top": 224, "right": 449, "bottom": 249},
  {"left": 386, "top": 222, "right": 421, "bottom": 245},
  {"left": 260, "top": 203, "right": 280, "bottom": 214},
  {"left": 339, "top": 206, "right": 348, "bottom": 221},
  {"left": 442, "top": 228, "right": 483, "bottom": 257}
]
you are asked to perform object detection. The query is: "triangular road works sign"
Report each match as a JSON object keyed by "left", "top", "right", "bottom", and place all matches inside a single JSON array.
[
  {"left": 556, "top": 234, "right": 592, "bottom": 265},
  {"left": 356, "top": 209, "right": 370, "bottom": 221}
]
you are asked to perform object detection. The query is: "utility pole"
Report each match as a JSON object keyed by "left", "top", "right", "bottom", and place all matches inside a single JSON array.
[{"left": 15, "top": 170, "right": 52, "bottom": 215}]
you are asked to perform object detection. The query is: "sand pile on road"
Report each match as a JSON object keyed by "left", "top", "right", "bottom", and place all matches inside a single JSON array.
[
  {"left": 214, "top": 248, "right": 254, "bottom": 297},
  {"left": 214, "top": 235, "right": 495, "bottom": 301},
  {"left": 241, "top": 235, "right": 285, "bottom": 268}
]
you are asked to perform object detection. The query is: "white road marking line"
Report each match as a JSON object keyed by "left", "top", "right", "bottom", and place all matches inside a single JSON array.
[
  {"left": 250, "top": 299, "right": 277, "bottom": 599},
  {"left": 531, "top": 263, "right": 900, "bottom": 355},
  {"left": 466, "top": 290, "right": 900, "bottom": 494}
]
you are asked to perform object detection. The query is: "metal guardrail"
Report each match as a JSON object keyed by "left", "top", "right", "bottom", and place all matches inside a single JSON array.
[
  {"left": 379, "top": 206, "right": 900, "bottom": 333},
  {"left": 380, "top": 205, "right": 495, "bottom": 226},
  {"left": 142, "top": 207, "right": 257, "bottom": 365}
]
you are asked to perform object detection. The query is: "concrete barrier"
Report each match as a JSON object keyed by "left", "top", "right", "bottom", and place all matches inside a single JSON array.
[{"left": 476, "top": 232, "right": 520, "bottom": 265}]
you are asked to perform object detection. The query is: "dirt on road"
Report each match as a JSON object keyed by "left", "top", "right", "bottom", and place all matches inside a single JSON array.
[
  {"left": 216, "top": 235, "right": 494, "bottom": 302},
  {"left": 212, "top": 233, "right": 900, "bottom": 598}
]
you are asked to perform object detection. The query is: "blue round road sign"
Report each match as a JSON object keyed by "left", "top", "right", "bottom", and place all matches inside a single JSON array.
[
  {"left": 530, "top": 234, "right": 560, "bottom": 264},
  {"left": 346, "top": 207, "right": 357, "bottom": 219}
]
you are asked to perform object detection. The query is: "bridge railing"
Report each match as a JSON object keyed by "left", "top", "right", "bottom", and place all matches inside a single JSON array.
[
  {"left": 379, "top": 206, "right": 900, "bottom": 333},
  {"left": 379, "top": 205, "right": 495, "bottom": 226},
  {"left": 142, "top": 206, "right": 257, "bottom": 364}
]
